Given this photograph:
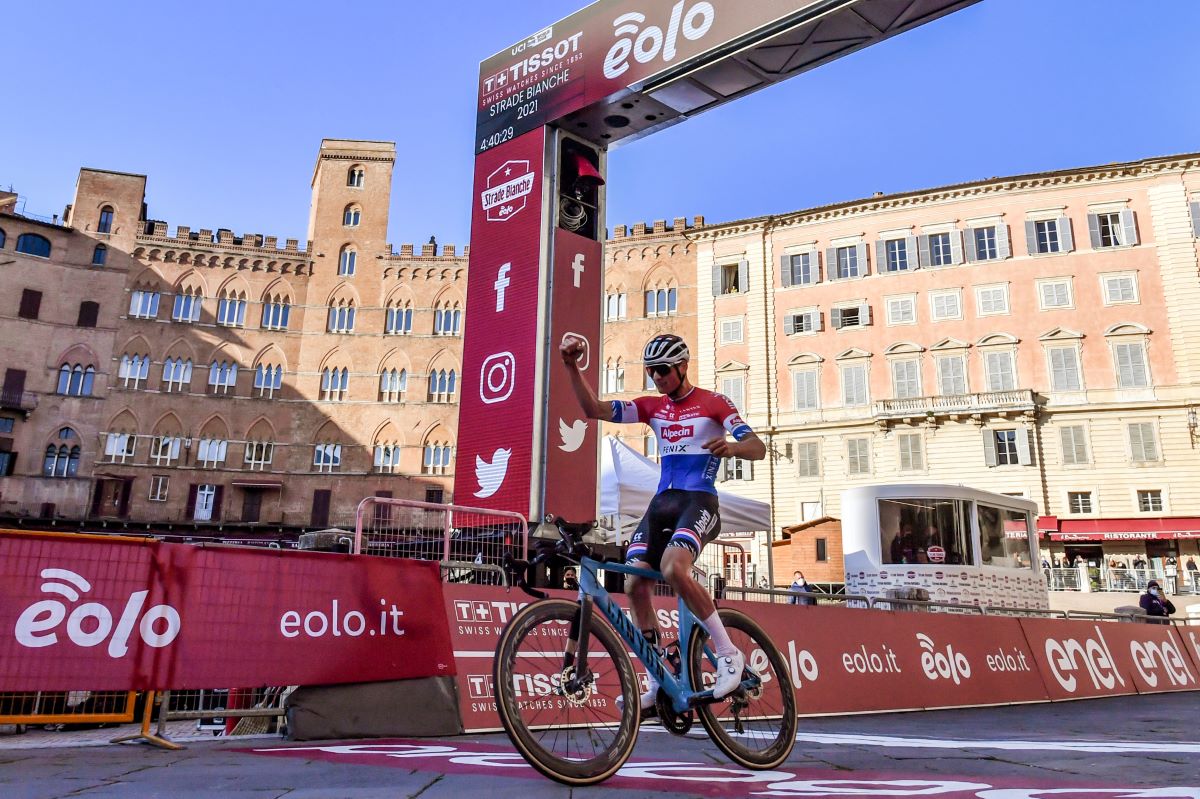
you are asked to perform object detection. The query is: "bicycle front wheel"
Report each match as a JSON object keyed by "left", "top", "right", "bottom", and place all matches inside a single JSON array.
[
  {"left": 494, "top": 598, "right": 640, "bottom": 786},
  {"left": 687, "top": 607, "right": 797, "bottom": 770}
]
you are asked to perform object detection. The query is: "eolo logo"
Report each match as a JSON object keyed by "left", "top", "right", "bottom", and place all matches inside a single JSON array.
[{"left": 14, "top": 569, "right": 181, "bottom": 658}]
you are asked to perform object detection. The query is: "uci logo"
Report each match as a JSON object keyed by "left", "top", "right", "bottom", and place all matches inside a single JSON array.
[
  {"left": 603, "top": 1, "right": 716, "bottom": 80},
  {"left": 14, "top": 569, "right": 181, "bottom": 658}
]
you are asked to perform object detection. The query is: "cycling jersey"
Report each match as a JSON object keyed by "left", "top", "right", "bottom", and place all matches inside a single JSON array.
[{"left": 610, "top": 387, "right": 754, "bottom": 495}]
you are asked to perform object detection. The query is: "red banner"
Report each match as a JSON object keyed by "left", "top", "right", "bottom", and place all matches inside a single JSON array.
[
  {"left": 0, "top": 533, "right": 455, "bottom": 691},
  {"left": 475, "top": 0, "right": 832, "bottom": 152},
  {"left": 542, "top": 229, "right": 604, "bottom": 522},
  {"left": 445, "top": 585, "right": 1200, "bottom": 731},
  {"left": 454, "top": 129, "right": 548, "bottom": 518}
]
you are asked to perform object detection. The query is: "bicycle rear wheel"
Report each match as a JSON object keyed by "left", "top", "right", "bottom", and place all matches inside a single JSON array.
[
  {"left": 494, "top": 598, "right": 639, "bottom": 786},
  {"left": 687, "top": 607, "right": 797, "bottom": 770}
]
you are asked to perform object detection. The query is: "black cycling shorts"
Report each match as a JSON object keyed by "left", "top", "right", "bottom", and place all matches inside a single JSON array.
[{"left": 625, "top": 489, "right": 721, "bottom": 569}]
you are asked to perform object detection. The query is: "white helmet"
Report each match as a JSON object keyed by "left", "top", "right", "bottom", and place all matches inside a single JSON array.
[{"left": 642, "top": 334, "right": 690, "bottom": 366}]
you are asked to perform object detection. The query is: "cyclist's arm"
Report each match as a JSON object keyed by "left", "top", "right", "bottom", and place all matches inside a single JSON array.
[
  {"left": 704, "top": 430, "right": 766, "bottom": 460},
  {"left": 559, "top": 337, "right": 609, "bottom": 420}
]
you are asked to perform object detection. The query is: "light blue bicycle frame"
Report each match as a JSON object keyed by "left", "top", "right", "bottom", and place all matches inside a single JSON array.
[{"left": 575, "top": 554, "right": 739, "bottom": 715}]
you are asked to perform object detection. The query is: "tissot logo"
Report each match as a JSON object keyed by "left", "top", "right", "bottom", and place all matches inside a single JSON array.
[{"left": 661, "top": 423, "right": 693, "bottom": 443}]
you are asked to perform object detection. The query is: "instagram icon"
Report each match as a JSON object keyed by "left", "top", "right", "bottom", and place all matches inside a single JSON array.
[{"left": 480, "top": 352, "right": 516, "bottom": 404}]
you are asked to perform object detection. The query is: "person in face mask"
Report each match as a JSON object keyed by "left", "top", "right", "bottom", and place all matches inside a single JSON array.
[{"left": 1139, "top": 580, "right": 1176, "bottom": 624}]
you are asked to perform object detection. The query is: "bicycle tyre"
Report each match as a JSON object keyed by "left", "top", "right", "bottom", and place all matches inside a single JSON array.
[
  {"left": 687, "top": 607, "right": 797, "bottom": 770},
  {"left": 494, "top": 598, "right": 640, "bottom": 786}
]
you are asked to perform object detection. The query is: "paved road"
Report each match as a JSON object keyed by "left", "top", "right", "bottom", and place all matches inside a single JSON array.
[{"left": 3, "top": 694, "right": 1198, "bottom": 798}]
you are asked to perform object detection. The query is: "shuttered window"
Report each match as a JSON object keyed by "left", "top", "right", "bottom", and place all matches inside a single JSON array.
[
  {"left": 936, "top": 355, "right": 967, "bottom": 396},
  {"left": 846, "top": 438, "right": 871, "bottom": 475},
  {"left": 984, "top": 351, "right": 1016, "bottom": 392},
  {"left": 1113, "top": 342, "right": 1149, "bottom": 388},
  {"left": 840, "top": 364, "right": 868, "bottom": 406},
  {"left": 1059, "top": 426, "right": 1089, "bottom": 465},
  {"left": 1127, "top": 423, "right": 1159, "bottom": 462},
  {"left": 18, "top": 289, "right": 42, "bottom": 320},
  {"left": 795, "top": 441, "right": 820, "bottom": 477},
  {"left": 1047, "top": 346, "right": 1082, "bottom": 391},
  {"left": 792, "top": 369, "right": 819, "bottom": 410},
  {"left": 891, "top": 359, "right": 921, "bottom": 399},
  {"left": 898, "top": 433, "right": 924, "bottom": 471}
]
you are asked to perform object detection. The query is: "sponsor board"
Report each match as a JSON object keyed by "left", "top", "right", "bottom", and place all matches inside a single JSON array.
[
  {"left": 475, "top": 1, "right": 836, "bottom": 152},
  {"left": 0, "top": 532, "right": 454, "bottom": 691},
  {"left": 454, "top": 128, "right": 547, "bottom": 516},
  {"left": 541, "top": 229, "right": 603, "bottom": 522}
]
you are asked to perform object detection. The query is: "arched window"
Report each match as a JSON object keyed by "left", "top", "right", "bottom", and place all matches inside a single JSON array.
[
  {"left": 97, "top": 206, "right": 115, "bottom": 234},
  {"left": 338, "top": 246, "right": 357, "bottom": 276},
  {"left": 162, "top": 357, "right": 193, "bottom": 392},
  {"left": 92, "top": 244, "right": 107, "bottom": 266},
  {"left": 386, "top": 301, "right": 413, "bottom": 334},
  {"left": 644, "top": 282, "right": 678, "bottom": 317},
  {"left": 119, "top": 353, "right": 151, "bottom": 389},
  {"left": 434, "top": 302, "right": 462, "bottom": 335},
  {"left": 57, "top": 363, "right": 96, "bottom": 397},
  {"left": 217, "top": 289, "right": 247, "bottom": 327},
  {"left": 374, "top": 442, "right": 402, "bottom": 473},
  {"left": 261, "top": 293, "right": 291, "bottom": 330},
  {"left": 428, "top": 368, "right": 457, "bottom": 403},
  {"left": 172, "top": 286, "right": 203, "bottom": 322},
  {"left": 422, "top": 441, "right": 454, "bottom": 475},
  {"left": 103, "top": 430, "right": 136, "bottom": 463},
  {"left": 207, "top": 360, "right": 239, "bottom": 395},
  {"left": 347, "top": 166, "right": 365, "bottom": 188},
  {"left": 343, "top": 205, "right": 361, "bottom": 227},
  {"left": 320, "top": 367, "right": 349, "bottom": 401},
  {"left": 254, "top": 363, "right": 283, "bottom": 398},
  {"left": 43, "top": 428, "right": 81, "bottom": 478},
  {"left": 313, "top": 443, "right": 343, "bottom": 473},
  {"left": 327, "top": 299, "right": 356, "bottom": 333},
  {"left": 379, "top": 368, "right": 407, "bottom": 402},
  {"left": 16, "top": 233, "right": 51, "bottom": 258}
]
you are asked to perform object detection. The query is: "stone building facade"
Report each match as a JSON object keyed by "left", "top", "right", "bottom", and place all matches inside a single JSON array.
[{"left": 691, "top": 152, "right": 1200, "bottom": 576}]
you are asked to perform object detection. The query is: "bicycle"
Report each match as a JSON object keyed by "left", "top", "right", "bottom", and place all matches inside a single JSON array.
[{"left": 494, "top": 519, "right": 797, "bottom": 786}]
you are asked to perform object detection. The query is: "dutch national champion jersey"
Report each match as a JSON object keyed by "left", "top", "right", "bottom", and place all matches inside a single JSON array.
[{"left": 611, "top": 387, "right": 754, "bottom": 494}]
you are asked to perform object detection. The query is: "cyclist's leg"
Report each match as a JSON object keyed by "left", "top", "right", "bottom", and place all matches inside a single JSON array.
[
  {"left": 660, "top": 496, "right": 745, "bottom": 699},
  {"left": 623, "top": 495, "right": 674, "bottom": 709}
]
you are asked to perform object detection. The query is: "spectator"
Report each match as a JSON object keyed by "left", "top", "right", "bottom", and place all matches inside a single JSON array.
[
  {"left": 890, "top": 523, "right": 914, "bottom": 563},
  {"left": 1187, "top": 557, "right": 1198, "bottom": 573},
  {"left": 562, "top": 567, "right": 579, "bottom": 592},
  {"left": 1139, "top": 580, "right": 1176, "bottom": 624},
  {"left": 788, "top": 571, "right": 816, "bottom": 606}
]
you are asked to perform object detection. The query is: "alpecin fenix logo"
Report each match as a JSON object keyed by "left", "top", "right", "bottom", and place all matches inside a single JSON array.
[
  {"left": 14, "top": 568, "right": 181, "bottom": 658},
  {"left": 481, "top": 160, "right": 535, "bottom": 222}
]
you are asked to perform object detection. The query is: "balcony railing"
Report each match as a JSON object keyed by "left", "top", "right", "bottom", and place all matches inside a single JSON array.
[
  {"left": 0, "top": 390, "right": 39, "bottom": 415},
  {"left": 874, "top": 389, "right": 1036, "bottom": 420}
]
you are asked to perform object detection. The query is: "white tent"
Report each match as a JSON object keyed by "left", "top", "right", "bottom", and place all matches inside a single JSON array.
[{"left": 599, "top": 435, "right": 771, "bottom": 538}]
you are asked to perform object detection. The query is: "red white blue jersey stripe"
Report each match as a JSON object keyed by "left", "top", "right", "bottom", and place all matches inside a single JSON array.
[{"left": 610, "top": 387, "right": 754, "bottom": 495}]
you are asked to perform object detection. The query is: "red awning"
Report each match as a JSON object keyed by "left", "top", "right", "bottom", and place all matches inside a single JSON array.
[
  {"left": 1037, "top": 515, "right": 1059, "bottom": 533},
  {"left": 1048, "top": 517, "right": 1200, "bottom": 542}
]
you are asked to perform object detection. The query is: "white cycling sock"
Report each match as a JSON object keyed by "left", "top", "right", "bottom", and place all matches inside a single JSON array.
[{"left": 702, "top": 611, "right": 737, "bottom": 658}]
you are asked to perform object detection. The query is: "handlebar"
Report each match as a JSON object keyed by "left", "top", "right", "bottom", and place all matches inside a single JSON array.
[{"left": 505, "top": 517, "right": 595, "bottom": 599}]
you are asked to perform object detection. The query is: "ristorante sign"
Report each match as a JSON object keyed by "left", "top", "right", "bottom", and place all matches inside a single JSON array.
[{"left": 475, "top": 0, "right": 833, "bottom": 152}]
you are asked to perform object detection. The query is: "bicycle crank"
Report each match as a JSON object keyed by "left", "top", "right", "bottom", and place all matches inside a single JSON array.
[{"left": 654, "top": 690, "right": 694, "bottom": 736}]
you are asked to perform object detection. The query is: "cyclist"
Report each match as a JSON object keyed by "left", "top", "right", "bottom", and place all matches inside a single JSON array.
[{"left": 559, "top": 332, "right": 765, "bottom": 710}]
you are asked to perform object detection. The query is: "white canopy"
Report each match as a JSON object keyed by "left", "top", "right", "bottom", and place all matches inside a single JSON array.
[{"left": 599, "top": 435, "right": 771, "bottom": 535}]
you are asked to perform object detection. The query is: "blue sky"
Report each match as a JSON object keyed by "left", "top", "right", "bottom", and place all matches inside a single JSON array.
[{"left": 4, "top": 0, "right": 1198, "bottom": 247}]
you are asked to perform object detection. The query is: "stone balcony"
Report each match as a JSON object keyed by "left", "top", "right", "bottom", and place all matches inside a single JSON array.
[{"left": 873, "top": 389, "right": 1037, "bottom": 423}]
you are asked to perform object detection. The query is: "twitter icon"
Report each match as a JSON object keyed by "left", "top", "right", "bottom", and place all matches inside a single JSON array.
[
  {"left": 474, "top": 448, "right": 511, "bottom": 498},
  {"left": 558, "top": 418, "right": 586, "bottom": 453}
]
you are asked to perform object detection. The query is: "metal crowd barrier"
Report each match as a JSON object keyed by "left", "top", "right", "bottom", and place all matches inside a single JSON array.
[
  {"left": 353, "top": 496, "right": 529, "bottom": 569},
  {"left": 0, "top": 690, "right": 140, "bottom": 729}
]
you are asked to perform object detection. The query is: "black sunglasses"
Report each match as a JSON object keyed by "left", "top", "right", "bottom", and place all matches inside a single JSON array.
[{"left": 645, "top": 363, "right": 674, "bottom": 377}]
